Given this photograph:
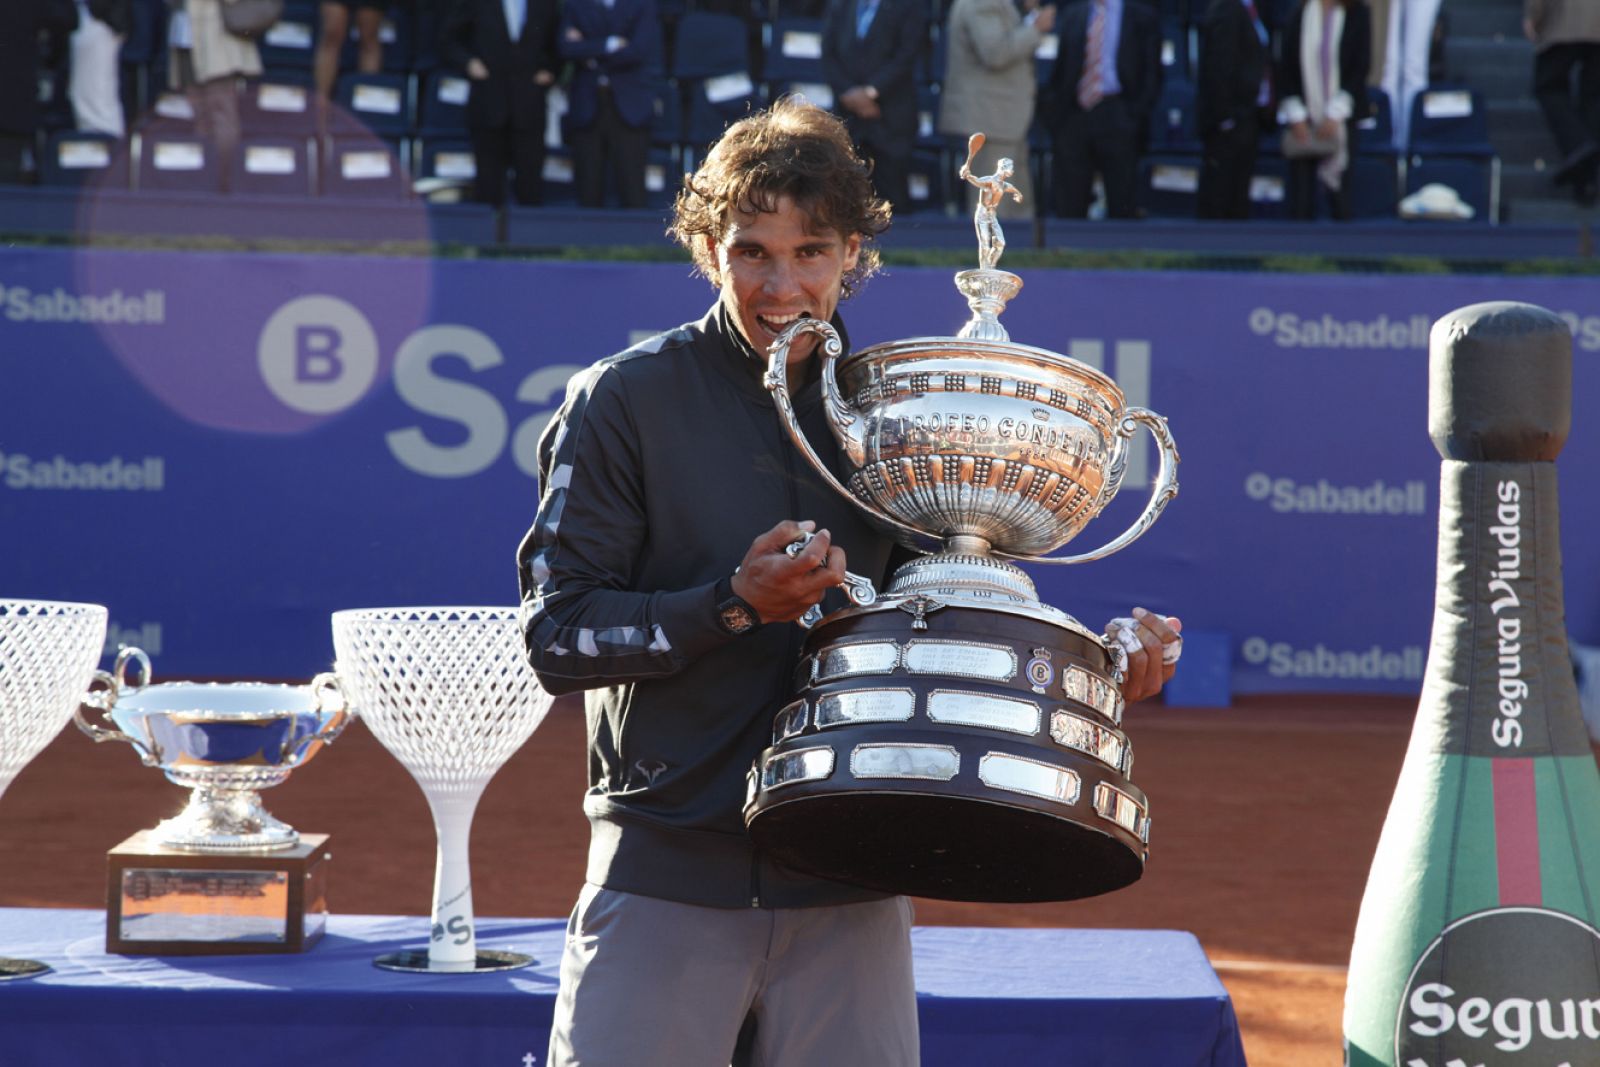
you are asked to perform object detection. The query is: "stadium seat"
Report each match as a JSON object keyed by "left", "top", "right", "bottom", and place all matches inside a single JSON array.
[
  {"left": 541, "top": 148, "right": 579, "bottom": 205},
  {"left": 771, "top": 79, "right": 833, "bottom": 111},
  {"left": 649, "top": 83, "right": 686, "bottom": 149},
  {"left": 1347, "top": 153, "right": 1400, "bottom": 219},
  {"left": 39, "top": 131, "right": 128, "bottom": 190},
  {"left": 320, "top": 135, "right": 410, "bottom": 198},
  {"left": 331, "top": 72, "right": 413, "bottom": 138},
  {"left": 763, "top": 17, "right": 825, "bottom": 85},
  {"left": 1406, "top": 85, "right": 1493, "bottom": 156},
  {"left": 1149, "top": 78, "right": 1200, "bottom": 153},
  {"left": 233, "top": 136, "right": 314, "bottom": 196},
  {"left": 916, "top": 83, "right": 942, "bottom": 150},
  {"left": 1404, "top": 157, "right": 1497, "bottom": 222},
  {"left": 906, "top": 147, "right": 948, "bottom": 214},
  {"left": 415, "top": 138, "right": 478, "bottom": 200},
  {"left": 1159, "top": 16, "right": 1191, "bottom": 84},
  {"left": 1249, "top": 154, "right": 1289, "bottom": 219},
  {"left": 1358, "top": 86, "right": 1395, "bottom": 153},
  {"left": 259, "top": 3, "right": 319, "bottom": 70},
  {"left": 136, "top": 133, "right": 222, "bottom": 193},
  {"left": 417, "top": 70, "right": 472, "bottom": 138},
  {"left": 340, "top": 7, "right": 413, "bottom": 75},
  {"left": 241, "top": 71, "right": 318, "bottom": 135},
  {"left": 1136, "top": 153, "right": 1201, "bottom": 218},
  {"left": 644, "top": 147, "right": 684, "bottom": 210},
  {"left": 684, "top": 77, "right": 764, "bottom": 150},
  {"left": 670, "top": 12, "right": 751, "bottom": 81}
]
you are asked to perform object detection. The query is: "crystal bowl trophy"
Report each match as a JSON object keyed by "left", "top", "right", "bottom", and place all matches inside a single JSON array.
[
  {"left": 75, "top": 647, "right": 349, "bottom": 954},
  {"left": 331, "top": 607, "right": 552, "bottom": 973},
  {"left": 0, "top": 599, "right": 109, "bottom": 979},
  {"left": 743, "top": 138, "right": 1180, "bottom": 902}
]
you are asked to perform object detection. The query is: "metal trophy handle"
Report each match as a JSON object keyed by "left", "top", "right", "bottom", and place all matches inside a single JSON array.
[
  {"left": 74, "top": 646, "right": 159, "bottom": 766},
  {"left": 280, "top": 672, "right": 350, "bottom": 766},
  {"left": 764, "top": 318, "right": 936, "bottom": 555},
  {"left": 995, "top": 407, "right": 1180, "bottom": 566},
  {"left": 785, "top": 530, "right": 881, "bottom": 629}
]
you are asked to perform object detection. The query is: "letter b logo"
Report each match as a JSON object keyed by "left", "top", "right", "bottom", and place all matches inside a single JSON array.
[{"left": 259, "top": 295, "right": 379, "bottom": 414}]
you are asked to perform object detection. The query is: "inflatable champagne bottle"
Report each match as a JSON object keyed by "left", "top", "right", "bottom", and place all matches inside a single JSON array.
[{"left": 1343, "top": 303, "right": 1600, "bottom": 1067}]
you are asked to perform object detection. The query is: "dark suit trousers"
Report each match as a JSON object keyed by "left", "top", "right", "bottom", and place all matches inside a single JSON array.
[
  {"left": 850, "top": 124, "right": 910, "bottom": 214},
  {"left": 1534, "top": 43, "right": 1600, "bottom": 159},
  {"left": 471, "top": 123, "right": 548, "bottom": 206},
  {"left": 572, "top": 85, "right": 648, "bottom": 208},
  {"left": 1198, "top": 110, "right": 1263, "bottom": 220},
  {"left": 1052, "top": 96, "right": 1142, "bottom": 219}
]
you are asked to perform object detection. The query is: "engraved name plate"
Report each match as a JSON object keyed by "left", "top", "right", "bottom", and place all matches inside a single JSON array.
[
  {"left": 850, "top": 743, "right": 960, "bottom": 780},
  {"left": 926, "top": 690, "right": 1040, "bottom": 735},
  {"left": 119, "top": 868, "right": 290, "bottom": 943},
  {"left": 817, "top": 642, "right": 900, "bottom": 681},
  {"left": 814, "top": 689, "right": 915, "bottom": 728},
  {"left": 1048, "top": 710, "right": 1131, "bottom": 774},
  {"left": 1093, "top": 782, "right": 1150, "bottom": 842},
  {"left": 902, "top": 641, "right": 1017, "bottom": 681},
  {"left": 762, "top": 746, "right": 835, "bottom": 790},
  {"left": 978, "top": 753, "right": 1081, "bottom": 804},
  {"left": 1062, "top": 665, "right": 1124, "bottom": 724},
  {"left": 773, "top": 700, "right": 808, "bottom": 744}
]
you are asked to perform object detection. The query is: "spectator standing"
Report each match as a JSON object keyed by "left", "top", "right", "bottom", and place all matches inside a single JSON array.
[
  {"left": 1380, "top": 0, "right": 1437, "bottom": 146},
  {"left": 821, "top": 0, "right": 928, "bottom": 213},
  {"left": 0, "top": 0, "right": 79, "bottom": 183},
  {"left": 938, "top": 0, "right": 1055, "bottom": 219},
  {"left": 559, "top": 0, "right": 659, "bottom": 208},
  {"left": 316, "top": 0, "right": 385, "bottom": 105},
  {"left": 168, "top": 0, "right": 262, "bottom": 189},
  {"left": 1196, "top": 0, "right": 1274, "bottom": 219},
  {"left": 1048, "top": 0, "right": 1162, "bottom": 219},
  {"left": 1277, "top": 0, "right": 1370, "bottom": 220},
  {"left": 71, "top": 0, "right": 131, "bottom": 138},
  {"left": 442, "top": 0, "right": 562, "bottom": 206},
  {"left": 1524, "top": 0, "right": 1600, "bottom": 203}
]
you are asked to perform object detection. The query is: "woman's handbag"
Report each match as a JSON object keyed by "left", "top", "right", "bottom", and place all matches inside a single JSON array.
[
  {"left": 1280, "top": 126, "right": 1340, "bottom": 160},
  {"left": 221, "top": 0, "right": 285, "bottom": 39}
]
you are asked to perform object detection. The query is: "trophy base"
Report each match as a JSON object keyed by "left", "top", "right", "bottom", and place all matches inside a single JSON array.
[
  {"left": 0, "top": 958, "right": 52, "bottom": 981},
  {"left": 106, "top": 830, "right": 332, "bottom": 956},
  {"left": 373, "top": 948, "right": 535, "bottom": 974}
]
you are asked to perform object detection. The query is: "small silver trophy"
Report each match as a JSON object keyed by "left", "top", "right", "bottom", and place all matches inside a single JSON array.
[
  {"left": 744, "top": 135, "right": 1181, "bottom": 902},
  {"left": 331, "top": 607, "right": 552, "bottom": 973},
  {"left": 0, "top": 599, "right": 108, "bottom": 979}
]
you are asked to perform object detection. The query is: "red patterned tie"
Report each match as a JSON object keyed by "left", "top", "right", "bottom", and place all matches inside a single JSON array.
[{"left": 1077, "top": 0, "right": 1106, "bottom": 111}]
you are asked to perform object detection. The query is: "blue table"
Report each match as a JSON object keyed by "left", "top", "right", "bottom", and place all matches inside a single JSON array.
[{"left": 0, "top": 909, "right": 1246, "bottom": 1066}]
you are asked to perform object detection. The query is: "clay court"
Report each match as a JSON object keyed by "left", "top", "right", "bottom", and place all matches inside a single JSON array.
[{"left": 0, "top": 688, "right": 1500, "bottom": 1064}]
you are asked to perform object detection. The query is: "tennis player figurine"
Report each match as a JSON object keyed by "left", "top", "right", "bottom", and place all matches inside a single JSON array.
[{"left": 959, "top": 132, "right": 1023, "bottom": 272}]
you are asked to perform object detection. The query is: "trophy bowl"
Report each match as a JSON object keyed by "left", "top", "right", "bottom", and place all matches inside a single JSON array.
[{"left": 76, "top": 647, "right": 348, "bottom": 851}]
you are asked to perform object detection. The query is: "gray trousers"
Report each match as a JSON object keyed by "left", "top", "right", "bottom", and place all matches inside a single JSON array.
[{"left": 546, "top": 884, "right": 919, "bottom": 1067}]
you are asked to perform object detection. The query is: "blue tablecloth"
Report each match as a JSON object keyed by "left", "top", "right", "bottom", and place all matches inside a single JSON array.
[{"left": 0, "top": 909, "right": 1246, "bottom": 1066}]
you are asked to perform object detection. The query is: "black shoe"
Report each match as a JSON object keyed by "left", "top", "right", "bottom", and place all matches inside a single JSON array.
[{"left": 1552, "top": 143, "right": 1600, "bottom": 186}]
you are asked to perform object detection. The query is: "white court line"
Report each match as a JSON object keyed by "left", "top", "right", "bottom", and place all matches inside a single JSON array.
[{"left": 1210, "top": 959, "right": 1349, "bottom": 975}]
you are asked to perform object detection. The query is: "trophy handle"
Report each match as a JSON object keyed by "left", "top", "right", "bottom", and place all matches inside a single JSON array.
[
  {"left": 296, "top": 671, "right": 352, "bottom": 758},
  {"left": 763, "top": 319, "right": 933, "bottom": 551},
  {"left": 74, "top": 649, "right": 161, "bottom": 766},
  {"left": 1000, "top": 407, "right": 1180, "bottom": 566}
]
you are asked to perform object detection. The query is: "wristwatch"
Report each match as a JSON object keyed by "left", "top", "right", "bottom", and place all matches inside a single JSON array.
[{"left": 714, "top": 576, "right": 759, "bottom": 635}]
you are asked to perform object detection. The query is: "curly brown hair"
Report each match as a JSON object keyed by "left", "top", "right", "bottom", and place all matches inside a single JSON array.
[{"left": 669, "top": 96, "right": 893, "bottom": 298}]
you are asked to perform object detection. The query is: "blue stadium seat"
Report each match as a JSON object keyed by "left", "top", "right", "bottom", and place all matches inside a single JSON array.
[
  {"left": 259, "top": 3, "right": 319, "bottom": 70},
  {"left": 417, "top": 70, "right": 472, "bottom": 138},
  {"left": 1407, "top": 85, "right": 1493, "bottom": 156},
  {"left": 39, "top": 131, "right": 128, "bottom": 190},
  {"left": 649, "top": 83, "right": 686, "bottom": 149},
  {"left": 670, "top": 12, "right": 751, "bottom": 81},
  {"left": 1249, "top": 154, "right": 1289, "bottom": 219},
  {"left": 233, "top": 136, "right": 314, "bottom": 196},
  {"left": 1148, "top": 78, "right": 1200, "bottom": 153},
  {"left": 1347, "top": 153, "right": 1399, "bottom": 218},
  {"left": 340, "top": 7, "right": 413, "bottom": 75},
  {"left": 1136, "top": 153, "right": 1202, "bottom": 218},
  {"left": 906, "top": 147, "right": 948, "bottom": 214},
  {"left": 541, "top": 147, "right": 579, "bottom": 204},
  {"left": 763, "top": 17, "right": 825, "bottom": 85},
  {"left": 241, "top": 71, "right": 317, "bottom": 134},
  {"left": 136, "top": 132, "right": 221, "bottom": 193},
  {"left": 916, "top": 83, "right": 942, "bottom": 150},
  {"left": 644, "top": 147, "right": 683, "bottom": 210},
  {"left": 919, "top": 23, "right": 947, "bottom": 89},
  {"left": 320, "top": 135, "right": 410, "bottom": 198},
  {"left": 1404, "top": 157, "right": 1497, "bottom": 222},
  {"left": 1358, "top": 86, "right": 1395, "bottom": 153},
  {"left": 415, "top": 138, "right": 479, "bottom": 199},
  {"left": 331, "top": 72, "right": 413, "bottom": 137},
  {"left": 684, "top": 77, "right": 764, "bottom": 150},
  {"left": 1159, "top": 16, "right": 1191, "bottom": 84}
]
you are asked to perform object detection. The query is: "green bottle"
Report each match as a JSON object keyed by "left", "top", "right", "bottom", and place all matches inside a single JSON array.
[{"left": 1343, "top": 303, "right": 1600, "bottom": 1067}]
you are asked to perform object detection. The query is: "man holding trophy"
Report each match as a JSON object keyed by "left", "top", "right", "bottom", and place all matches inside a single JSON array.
[{"left": 517, "top": 96, "right": 1182, "bottom": 1066}]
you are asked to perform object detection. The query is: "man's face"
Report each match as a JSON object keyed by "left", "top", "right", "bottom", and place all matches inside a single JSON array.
[{"left": 708, "top": 195, "right": 862, "bottom": 368}]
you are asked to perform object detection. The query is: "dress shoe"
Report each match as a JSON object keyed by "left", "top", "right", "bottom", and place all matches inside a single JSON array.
[{"left": 1552, "top": 142, "right": 1599, "bottom": 186}]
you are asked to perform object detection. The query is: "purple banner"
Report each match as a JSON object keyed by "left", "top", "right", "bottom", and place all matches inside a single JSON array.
[{"left": 3, "top": 246, "right": 1597, "bottom": 694}]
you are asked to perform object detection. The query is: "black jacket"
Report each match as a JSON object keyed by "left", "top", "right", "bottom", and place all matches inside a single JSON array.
[
  {"left": 517, "top": 305, "right": 899, "bottom": 909},
  {"left": 88, "top": 0, "right": 133, "bottom": 36},
  {"left": 821, "top": 0, "right": 927, "bottom": 155},
  {"left": 0, "top": 0, "right": 78, "bottom": 137},
  {"left": 441, "top": 0, "right": 562, "bottom": 130},
  {"left": 1050, "top": 0, "right": 1163, "bottom": 124},
  {"left": 1196, "top": 0, "right": 1271, "bottom": 136}
]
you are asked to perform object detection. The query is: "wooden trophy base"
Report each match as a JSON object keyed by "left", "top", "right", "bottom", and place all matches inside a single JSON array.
[{"left": 106, "top": 830, "right": 332, "bottom": 956}]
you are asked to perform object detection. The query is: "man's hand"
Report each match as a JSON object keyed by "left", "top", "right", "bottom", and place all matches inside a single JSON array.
[
  {"left": 1032, "top": 4, "right": 1056, "bottom": 34},
  {"left": 466, "top": 57, "right": 490, "bottom": 80},
  {"left": 535, "top": 69, "right": 555, "bottom": 86},
  {"left": 1288, "top": 120, "right": 1310, "bottom": 143},
  {"left": 731, "top": 520, "right": 847, "bottom": 624},
  {"left": 839, "top": 87, "right": 881, "bottom": 120},
  {"left": 1107, "top": 608, "right": 1182, "bottom": 704},
  {"left": 1314, "top": 117, "right": 1340, "bottom": 140}
]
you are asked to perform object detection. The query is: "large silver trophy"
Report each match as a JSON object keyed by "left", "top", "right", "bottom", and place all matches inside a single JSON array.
[
  {"left": 75, "top": 647, "right": 348, "bottom": 955},
  {"left": 331, "top": 607, "right": 551, "bottom": 973},
  {"left": 744, "top": 136, "right": 1180, "bottom": 902},
  {"left": 0, "top": 600, "right": 108, "bottom": 979}
]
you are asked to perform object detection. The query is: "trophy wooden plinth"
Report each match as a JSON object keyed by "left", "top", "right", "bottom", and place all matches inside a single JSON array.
[{"left": 105, "top": 831, "right": 331, "bottom": 956}]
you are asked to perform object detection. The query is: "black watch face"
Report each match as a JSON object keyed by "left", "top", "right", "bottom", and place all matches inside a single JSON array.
[{"left": 720, "top": 601, "right": 755, "bottom": 634}]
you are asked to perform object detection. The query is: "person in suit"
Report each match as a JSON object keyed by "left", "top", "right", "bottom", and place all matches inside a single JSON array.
[
  {"left": 1196, "top": 0, "right": 1274, "bottom": 219},
  {"left": 442, "top": 0, "right": 562, "bottom": 206},
  {"left": 1525, "top": 0, "right": 1600, "bottom": 203},
  {"left": 0, "top": 0, "right": 78, "bottom": 183},
  {"left": 821, "top": 0, "right": 927, "bottom": 213},
  {"left": 1276, "top": 0, "right": 1370, "bottom": 220},
  {"left": 1048, "top": 0, "right": 1163, "bottom": 219},
  {"left": 938, "top": 0, "right": 1055, "bottom": 219},
  {"left": 559, "top": 0, "right": 661, "bottom": 208}
]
